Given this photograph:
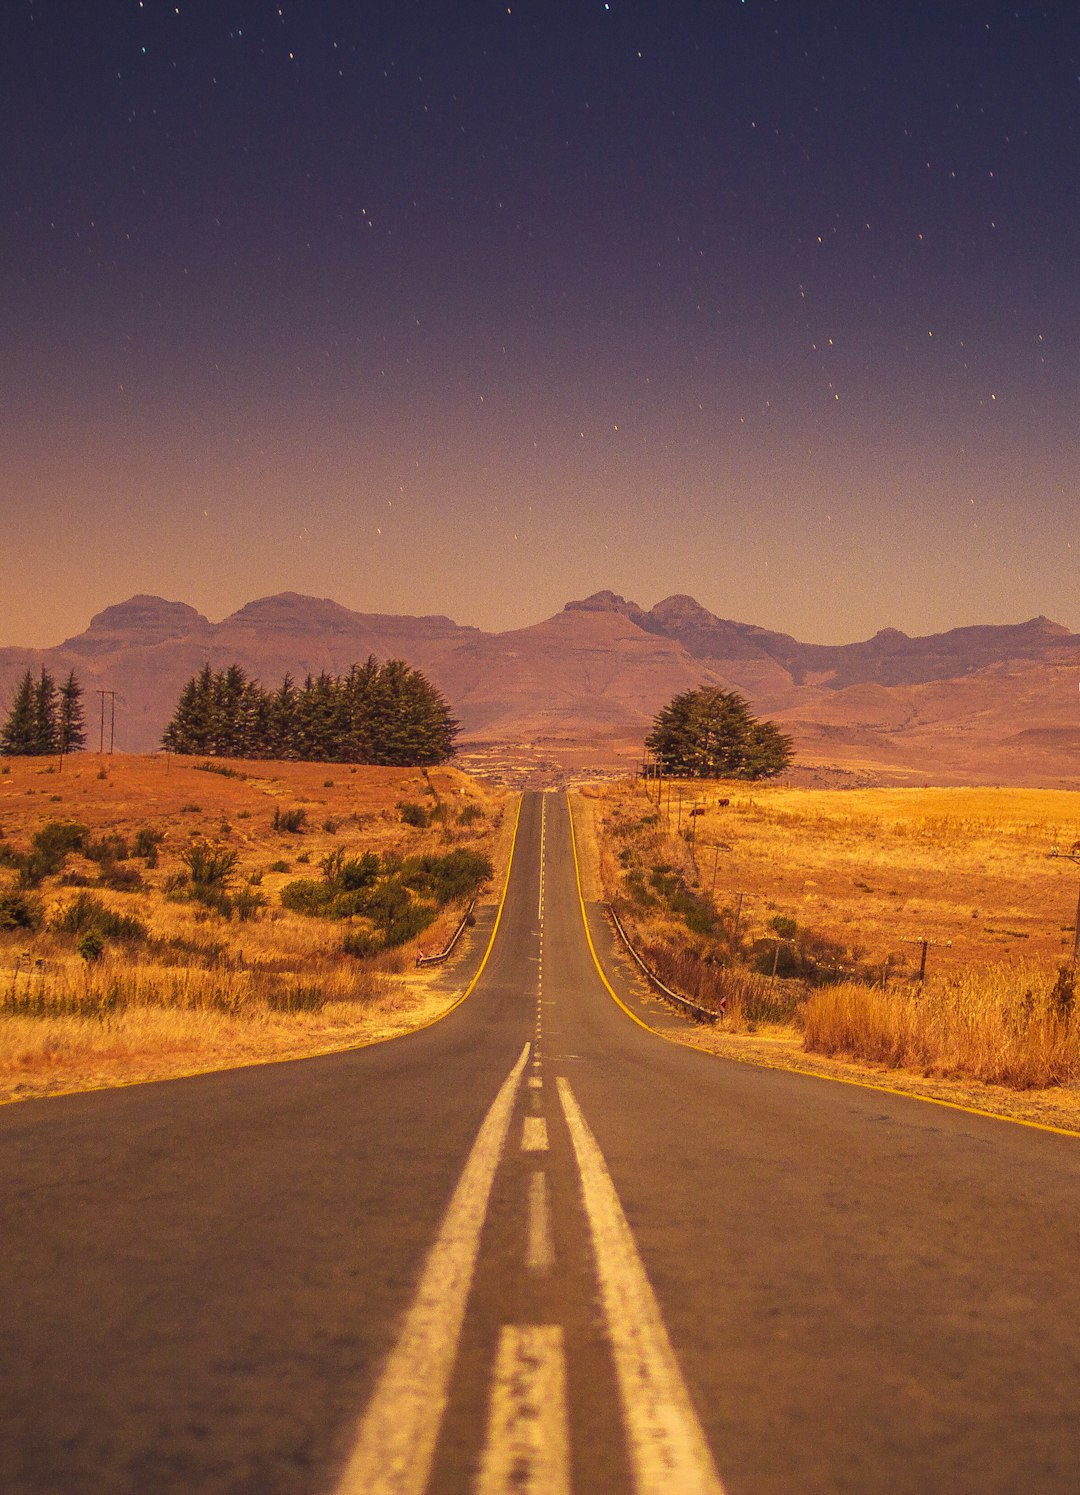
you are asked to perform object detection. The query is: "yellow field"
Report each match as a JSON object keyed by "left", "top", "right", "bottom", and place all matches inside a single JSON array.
[
  {"left": 612, "top": 780, "right": 1080, "bottom": 975},
  {"left": 0, "top": 754, "right": 510, "bottom": 1102},
  {"left": 592, "top": 778, "right": 1080, "bottom": 1090}
]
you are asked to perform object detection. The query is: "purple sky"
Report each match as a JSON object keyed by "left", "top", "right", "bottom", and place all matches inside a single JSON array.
[{"left": 3, "top": 1, "right": 1078, "bottom": 646}]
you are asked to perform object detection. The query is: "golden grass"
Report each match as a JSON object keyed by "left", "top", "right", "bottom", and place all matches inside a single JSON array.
[
  {"left": 802, "top": 961, "right": 1080, "bottom": 1089},
  {"left": 602, "top": 779, "right": 1080, "bottom": 976},
  {"left": 0, "top": 754, "right": 510, "bottom": 1102},
  {"left": 592, "top": 776, "right": 1080, "bottom": 1092}
]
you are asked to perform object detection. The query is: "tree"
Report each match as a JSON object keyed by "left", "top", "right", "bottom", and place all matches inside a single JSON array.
[
  {"left": 31, "top": 668, "right": 59, "bottom": 755},
  {"left": 646, "top": 686, "right": 793, "bottom": 780},
  {"left": 160, "top": 658, "right": 458, "bottom": 765},
  {"left": 57, "top": 671, "right": 86, "bottom": 753},
  {"left": 0, "top": 669, "right": 37, "bottom": 756}
]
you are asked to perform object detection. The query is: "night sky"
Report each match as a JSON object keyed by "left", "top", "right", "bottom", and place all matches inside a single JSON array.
[{"left": 3, "top": 1, "right": 1078, "bottom": 646}]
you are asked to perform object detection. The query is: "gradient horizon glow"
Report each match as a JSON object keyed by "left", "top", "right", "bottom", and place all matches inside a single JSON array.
[{"left": 3, "top": 2, "right": 1078, "bottom": 647}]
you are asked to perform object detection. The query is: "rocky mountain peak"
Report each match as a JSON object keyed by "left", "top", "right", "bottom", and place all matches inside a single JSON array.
[{"left": 563, "top": 590, "right": 648, "bottom": 624}]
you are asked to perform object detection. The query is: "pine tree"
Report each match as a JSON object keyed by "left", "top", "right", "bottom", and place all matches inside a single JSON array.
[
  {"left": 31, "top": 668, "right": 59, "bottom": 755},
  {"left": 1, "top": 669, "right": 37, "bottom": 756},
  {"left": 162, "top": 664, "right": 216, "bottom": 754},
  {"left": 647, "top": 686, "right": 793, "bottom": 780},
  {"left": 160, "top": 658, "right": 458, "bottom": 765},
  {"left": 57, "top": 671, "right": 86, "bottom": 753}
]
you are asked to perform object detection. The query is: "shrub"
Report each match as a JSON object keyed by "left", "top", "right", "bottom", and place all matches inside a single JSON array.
[
  {"left": 343, "top": 927, "right": 381, "bottom": 959},
  {"left": 273, "top": 806, "right": 307, "bottom": 833},
  {"left": 280, "top": 878, "right": 333, "bottom": 916},
  {"left": 458, "top": 803, "right": 484, "bottom": 825},
  {"left": 85, "top": 833, "right": 130, "bottom": 863},
  {"left": 133, "top": 827, "right": 165, "bottom": 864},
  {"left": 232, "top": 887, "right": 266, "bottom": 922},
  {"left": 193, "top": 760, "right": 243, "bottom": 778},
  {"left": 53, "top": 892, "right": 147, "bottom": 941},
  {"left": 15, "top": 820, "right": 89, "bottom": 885},
  {"left": 97, "top": 861, "right": 145, "bottom": 892},
  {"left": 179, "top": 840, "right": 238, "bottom": 891},
  {"left": 0, "top": 888, "right": 43, "bottom": 931},
  {"left": 77, "top": 930, "right": 105, "bottom": 962},
  {"left": 401, "top": 848, "right": 492, "bottom": 904},
  {"left": 398, "top": 801, "right": 429, "bottom": 828}
]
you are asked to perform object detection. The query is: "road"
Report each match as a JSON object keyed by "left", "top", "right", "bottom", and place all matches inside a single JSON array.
[{"left": 2, "top": 790, "right": 1080, "bottom": 1493}]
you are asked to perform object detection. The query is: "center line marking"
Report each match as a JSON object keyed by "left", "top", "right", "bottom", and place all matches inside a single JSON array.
[
  {"left": 475, "top": 1325, "right": 570, "bottom": 1495},
  {"left": 521, "top": 1116, "right": 548, "bottom": 1152},
  {"left": 333, "top": 1043, "right": 530, "bottom": 1495},
  {"left": 557, "top": 1078, "right": 727, "bottom": 1495},
  {"left": 526, "top": 1170, "right": 555, "bottom": 1272}
]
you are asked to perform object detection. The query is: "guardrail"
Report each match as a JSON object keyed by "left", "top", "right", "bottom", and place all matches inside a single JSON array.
[
  {"left": 605, "top": 903, "right": 724, "bottom": 1023},
  {"left": 414, "top": 896, "right": 480, "bottom": 968}
]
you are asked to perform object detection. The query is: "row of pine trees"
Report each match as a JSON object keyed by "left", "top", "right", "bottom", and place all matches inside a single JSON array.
[
  {"left": 161, "top": 659, "right": 458, "bottom": 764},
  {"left": 0, "top": 668, "right": 85, "bottom": 757}
]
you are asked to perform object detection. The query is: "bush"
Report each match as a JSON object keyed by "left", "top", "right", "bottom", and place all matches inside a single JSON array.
[
  {"left": 280, "top": 878, "right": 333, "bottom": 916},
  {"left": 77, "top": 930, "right": 105, "bottom": 962},
  {"left": 458, "top": 803, "right": 484, "bottom": 825},
  {"left": 398, "top": 801, "right": 429, "bottom": 828},
  {"left": 85, "top": 833, "right": 129, "bottom": 864},
  {"left": 272, "top": 806, "right": 307, "bottom": 834},
  {"left": 342, "top": 927, "right": 381, "bottom": 959},
  {"left": 232, "top": 887, "right": 266, "bottom": 922},
  {"left": 401, "top": 848, "right": 492, "bottom": 904},
  {"left": 53, "top": 892, "right": 147, "bottom": 941},
  {"left": 15, "top": 820, "right": 89, "bottom": 885},
  {"left": 179, "top": 840, "right": 238, "bottom": 891},
  {"left": 193, "top": 760, "right": 243, "bottom": 778},
  {"left": 0, "top": 888, "right": 43, "bottom": 931},
  {"left": 97, "top": 861, "right": 145, "bottom": 892},
  {"left": 133, "top": 827, "right": 165, "bottom": 865}
]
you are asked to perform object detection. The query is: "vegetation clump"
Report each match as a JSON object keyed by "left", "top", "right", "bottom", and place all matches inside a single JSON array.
[
  {"left": 1, "top": 668, "right": 85, "bottom": 757},
  {"left": 161, "top": 658, "right": 457, "bottom": 765},
  {"left": 280, "top": 845, "right": 491, "bottom": 955},
  {"left": 53, "top": 892, "right": 148, "bottom": 942},
  {"left": 647, "top": 687, "right": 792, "bottom": 780}
]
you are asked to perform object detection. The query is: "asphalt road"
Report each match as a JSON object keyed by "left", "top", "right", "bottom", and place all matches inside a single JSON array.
[{"left": 2, "top": 790, "right": 1080, "bottom": 1493}]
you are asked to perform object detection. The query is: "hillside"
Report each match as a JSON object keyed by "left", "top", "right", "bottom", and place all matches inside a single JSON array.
[{"left": 2, "top": 590, "right": 1078, "bottom": 785}]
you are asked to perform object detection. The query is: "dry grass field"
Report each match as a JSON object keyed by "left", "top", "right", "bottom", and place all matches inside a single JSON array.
[
  {"left": 0, "top": 754, "right": 510, "bottom": 1103},
  {"left": 591, "top": 778, "right": 1080, "bottom": 1095}
]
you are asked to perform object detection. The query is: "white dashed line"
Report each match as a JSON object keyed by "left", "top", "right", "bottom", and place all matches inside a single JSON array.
[
  {"left": 521, "top": 1116, "right": 548, "bottom": 1152},
  {"left": 475, "top": 1325, "right": 570, "bottom": 1495},
  {"left": 526, "top": 1170, "right": 555, "bottom": 1273}
]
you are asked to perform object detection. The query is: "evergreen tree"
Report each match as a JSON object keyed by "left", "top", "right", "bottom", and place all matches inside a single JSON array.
[
  {"left": 1, "top": 669, "right": 37, "bottom": 756},
  {"left": 57, "top": 671, "right": 86, "bottom": 753},
  {"left": 32, "top": 668, "right": 59, "bottom": 755},
  {"left": 160, "top": 658, "right": 458, "bottom": 765},
  {"left": 647, "top": 687, "right": 793, "bottom": 780},
  {"left": 162, "top": 664, "right": 216, "bottom": 754}
]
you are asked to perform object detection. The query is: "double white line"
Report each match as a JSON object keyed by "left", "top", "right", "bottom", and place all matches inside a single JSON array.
[{"left": 333, "top": 1045, "right": 726, "bottom": 1495}]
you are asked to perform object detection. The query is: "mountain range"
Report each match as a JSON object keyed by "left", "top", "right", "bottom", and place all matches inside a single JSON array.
[{"left": 2, "top": 590, "right": 1078, "bottom": 785}]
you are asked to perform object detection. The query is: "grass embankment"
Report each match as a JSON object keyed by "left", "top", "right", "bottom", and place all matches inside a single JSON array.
[
  {"left": 590, "top": 779, "right": 1080, "bottom": 1102},
  {"left": 0, "top": 755, "right": 510, "bottom": 1102}
]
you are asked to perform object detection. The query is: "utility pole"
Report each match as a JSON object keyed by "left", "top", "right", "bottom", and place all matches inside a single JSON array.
[
  {"left": 97, "top": 690, "right": 117, "bottom": 755},
  {"left": 901, "top": 935, "right": 949, "bottom": 984}
]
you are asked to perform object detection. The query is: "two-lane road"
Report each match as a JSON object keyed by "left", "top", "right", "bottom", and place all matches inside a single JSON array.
[{"left": 2, "top": 791, "right": 1080, "bottom": 1492}]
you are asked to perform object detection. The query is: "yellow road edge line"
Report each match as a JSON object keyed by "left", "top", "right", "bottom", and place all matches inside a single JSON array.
[
  {"left": 565, "top": 795, "right": 1080, "bottom": 1143},
  {"left": 2, "top": 792, "right": 525, "bottom": 1110}
]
